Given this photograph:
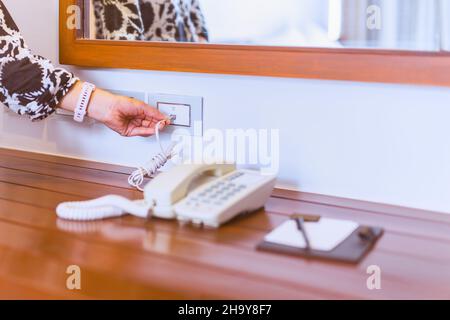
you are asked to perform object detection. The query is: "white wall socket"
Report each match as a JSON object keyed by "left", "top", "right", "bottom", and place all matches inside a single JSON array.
[{"left": 148, "top": 93, "right": 203, "bottom": 136}]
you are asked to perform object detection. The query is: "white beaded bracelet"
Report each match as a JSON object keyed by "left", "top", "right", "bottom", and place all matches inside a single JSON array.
[{"left": 73, "top": 82, "right": 96, "bottom": 123}]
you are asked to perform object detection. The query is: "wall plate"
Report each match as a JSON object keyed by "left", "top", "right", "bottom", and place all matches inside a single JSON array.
[{"left": 148, "top": 93, "right": 203, "bottom": 136}]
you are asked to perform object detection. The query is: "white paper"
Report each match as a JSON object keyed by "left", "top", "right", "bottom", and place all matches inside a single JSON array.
[{"left": 264, "top": 218, "right": 359, "bottom": 252}]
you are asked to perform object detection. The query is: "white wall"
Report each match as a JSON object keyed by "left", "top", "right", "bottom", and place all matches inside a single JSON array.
[{"left": 2, "top": 0, "right": 450, "bottom": 213}]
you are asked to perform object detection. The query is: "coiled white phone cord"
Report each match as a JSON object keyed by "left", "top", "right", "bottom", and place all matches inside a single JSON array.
[
  {"left": 56, "top": 117, "right": 177, "bottom": 221},
  {"left": 128, "top": 118, "right": 178, "bottom": 191},
  {"left": 56, "top": 195, "right": 152, "bottom": 221}
]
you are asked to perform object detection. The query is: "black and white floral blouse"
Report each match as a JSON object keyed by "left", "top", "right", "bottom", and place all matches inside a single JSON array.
[
  {"left": 0, "top": 1, "right": 78, "bottom": 121},
  {"left": 93, "top": 0, "right": 208, "bottom": 42}
]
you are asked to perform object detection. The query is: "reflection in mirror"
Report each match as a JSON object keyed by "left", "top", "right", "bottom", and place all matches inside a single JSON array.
[
  {"left": 89, "top": 0, "right": 208, "bottom": 42},
  {"left": 83, "top": 0, "right": 447, "bottom": 52}
]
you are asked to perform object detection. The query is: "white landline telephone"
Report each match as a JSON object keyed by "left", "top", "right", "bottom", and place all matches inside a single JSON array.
[{"left": 57, "top": 163, "right": 276, "bottom": 228}]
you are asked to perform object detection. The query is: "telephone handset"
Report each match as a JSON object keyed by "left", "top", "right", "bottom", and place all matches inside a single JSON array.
[
  {"left": 57, "top": 163, "right": 276, "bottom": 228},
  {"left": 145, "top": 163, "right": 236, "bottom": 219}
]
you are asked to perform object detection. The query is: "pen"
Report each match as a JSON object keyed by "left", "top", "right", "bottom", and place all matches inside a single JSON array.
[{"left": 294, "top": 217, "right": 312, "bottom": 250}]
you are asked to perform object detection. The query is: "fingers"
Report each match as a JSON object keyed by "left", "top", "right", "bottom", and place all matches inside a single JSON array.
[
  {"left": 120, "top": 97, "right": 165, "bottom": 119},
  {"left": 129, "top": 119, "right": 170, "bottom": 137},
  {"left": 141, "top": 118, "right": 167, "bottom": 130},
  {"left": 127, "top": 127, "right": 157, "bottom": 137},
  {"left": 137, "top": 102, "right": 166, "bottom": 121},
  {"left": 111, "top": 96, "right": 172, "bottom": 137},
  {"left": 126, "top": 96, "right": 172, "bottom": 121},
  {"left": 141, "top": 120, "right": 152, "bottom": 128}
]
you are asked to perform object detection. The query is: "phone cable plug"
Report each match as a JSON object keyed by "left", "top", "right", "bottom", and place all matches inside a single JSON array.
[{"left": 128, "top": 116, "right": 179, "bottom": 191}]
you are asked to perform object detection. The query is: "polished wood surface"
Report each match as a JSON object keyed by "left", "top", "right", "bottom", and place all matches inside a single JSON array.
[
  {"left": 1, "top": 148, "right": 450, "bottom": 299},
  {"left": 59, "top": 0, "right": 450, "bottom": 87}
]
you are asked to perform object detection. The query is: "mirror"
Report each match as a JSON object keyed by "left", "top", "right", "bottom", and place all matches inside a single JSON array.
[{"left": 82, "top": 0, "right": 448, "bottom": 52}]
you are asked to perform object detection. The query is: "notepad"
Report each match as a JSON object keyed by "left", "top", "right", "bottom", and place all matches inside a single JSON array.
[{"left": 264, "top": 218, "right": 359, "bottom": 252}]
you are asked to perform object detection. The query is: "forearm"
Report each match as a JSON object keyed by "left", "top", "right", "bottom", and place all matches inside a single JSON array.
[{"left": 58, "top": 81, "right": 118, "bottom": 123}]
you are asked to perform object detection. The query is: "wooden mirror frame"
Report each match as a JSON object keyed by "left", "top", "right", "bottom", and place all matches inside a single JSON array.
[{"left": 60, "top": 0, "right": 450, "bottom": 87}]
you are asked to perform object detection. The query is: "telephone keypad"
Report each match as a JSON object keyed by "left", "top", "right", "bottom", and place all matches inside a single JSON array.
[
  {"left": 174, "top": 170, "right": 276, "bottom": 228},
  {"left": 187, "top": 177, "right": 250, "bottom": 209}
]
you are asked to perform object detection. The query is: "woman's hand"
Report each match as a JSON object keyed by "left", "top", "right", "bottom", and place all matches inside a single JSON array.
[
  {"left": 58, "top": 81, "right": 169, "bottom": 137},
  {"left": 93, "top": 94, "right": 168, "bottom": 137}
]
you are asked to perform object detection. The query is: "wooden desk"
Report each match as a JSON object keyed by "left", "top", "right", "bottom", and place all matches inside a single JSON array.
[{"left": 0, "top": 148, "right": 449, "bottom": 299}]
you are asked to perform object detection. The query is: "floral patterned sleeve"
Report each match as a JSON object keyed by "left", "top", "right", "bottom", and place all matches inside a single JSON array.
[{"left": 0, "top": 1, "right": 78, "bottom": 121}]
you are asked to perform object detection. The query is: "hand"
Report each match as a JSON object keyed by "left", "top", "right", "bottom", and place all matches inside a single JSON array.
[
  {"left": 99, "top": 95, "right": 168, "bottom": 137},
  {"left": 58, "top": 81, "right": 169, "bottom": 137}
]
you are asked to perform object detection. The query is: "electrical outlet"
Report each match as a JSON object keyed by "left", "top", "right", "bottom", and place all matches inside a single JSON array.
[
  {"left": 157, "top": 102, "right": 191, "bottom": 127},
  {"left": 148, "top": 93, "right": 203, "bottom": 136}
]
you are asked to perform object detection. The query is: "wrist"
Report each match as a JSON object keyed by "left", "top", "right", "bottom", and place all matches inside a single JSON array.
[
  {"left": 72, "top": 82, "right": 96, "bottom": 123},
  {"left": 86, "top": 89, "right": 117, "bottom": 123},
  {"left": 58, "top": 80, "right": 117, "bottom": 124}
]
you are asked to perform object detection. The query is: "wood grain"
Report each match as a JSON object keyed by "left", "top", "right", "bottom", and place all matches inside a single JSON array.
[
  {"left": 1, "top": 147, "right": 450, "bottom": 299},
  {"left": 0, "top": 148, "right": 132, "bottom": 175},
  {"left": 59, "top": 0, "right": 450, "bottom": 87}
]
